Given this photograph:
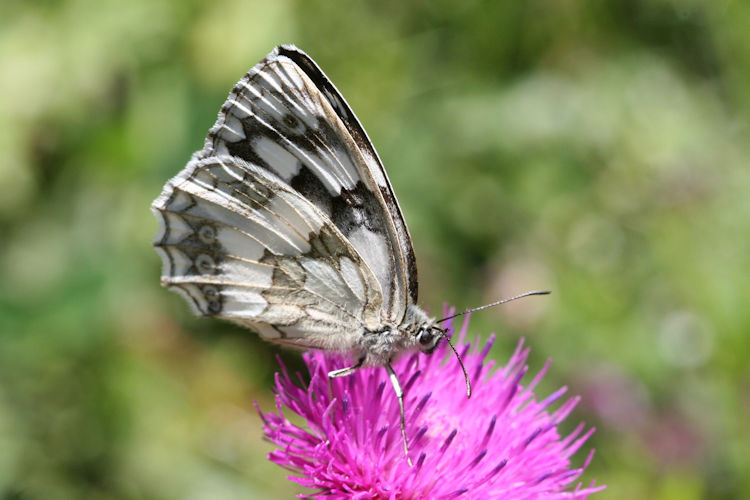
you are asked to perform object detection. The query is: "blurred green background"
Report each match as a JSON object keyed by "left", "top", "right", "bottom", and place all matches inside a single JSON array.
[{"left": 2, "top": 1, "right": 749, "bottom": 498}]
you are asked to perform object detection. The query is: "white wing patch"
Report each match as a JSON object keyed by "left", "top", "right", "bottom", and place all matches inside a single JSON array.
[
  {"left": 253, "top": 136, "right": 301, "bottom": 180},
  {"left": 152, "top": 155, "right": 383, "bottom": 348}
]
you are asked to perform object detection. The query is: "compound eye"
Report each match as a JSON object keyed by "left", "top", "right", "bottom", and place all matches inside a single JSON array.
[{"left": 418, "top": 329, "right": 434, "bottom": 346}]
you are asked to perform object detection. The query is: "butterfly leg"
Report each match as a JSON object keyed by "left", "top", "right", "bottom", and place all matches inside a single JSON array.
[
  {"left": 327, "top": 357, "right": 364, "bottom": 399},
  {"left": 385, "top": 362, "right": 412, "bottom": 467}
]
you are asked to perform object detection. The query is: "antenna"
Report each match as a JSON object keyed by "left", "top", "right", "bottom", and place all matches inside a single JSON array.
[{"left": 436, "top": 290, "right": 551, "bottom": 324}]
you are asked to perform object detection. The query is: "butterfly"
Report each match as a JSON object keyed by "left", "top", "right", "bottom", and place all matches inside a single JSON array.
[{"left": 152, "top": 45, "right": 546, "bottom": 463}]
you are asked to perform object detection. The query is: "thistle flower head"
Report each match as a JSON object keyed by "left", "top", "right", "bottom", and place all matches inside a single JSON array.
[{"left": 257, "top": 314, "right": 604, "bottom": 498}]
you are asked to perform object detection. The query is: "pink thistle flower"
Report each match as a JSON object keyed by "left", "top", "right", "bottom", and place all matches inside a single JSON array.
[{"left": 257, "top": 313, "right": 604, "bottom": 499}]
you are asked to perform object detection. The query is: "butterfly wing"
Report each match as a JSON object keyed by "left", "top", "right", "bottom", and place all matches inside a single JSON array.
[
  {"left": 198, "top": 45, "right": 418, "bottom": 323},
  {"left": 152, "top": 155, "right": 383, "bottom": 350}
]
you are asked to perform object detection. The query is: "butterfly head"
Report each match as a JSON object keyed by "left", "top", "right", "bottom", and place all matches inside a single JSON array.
[
  {"left": 403, "top": 305, "right": 471, "bottom": 398},
  {"left": 415, "top": 324, "right": 444, "bottom": 354},
  {"left": 404, "top": 305, "right": 444, "bottom": 353}
]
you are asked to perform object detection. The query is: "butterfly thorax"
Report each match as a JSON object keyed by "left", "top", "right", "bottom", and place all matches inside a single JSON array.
[{"left": 357, "top": 304, "right": 443, "bottom": 366}]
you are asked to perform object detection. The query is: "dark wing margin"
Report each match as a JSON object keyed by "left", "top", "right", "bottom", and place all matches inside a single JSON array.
[{"left": 276, "top": 45, "right": 419, "bottom": 305}]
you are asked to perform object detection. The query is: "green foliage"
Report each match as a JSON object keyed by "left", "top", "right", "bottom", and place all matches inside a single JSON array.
[{"left": 2, "top": 1, "right": 749, "bottom": 498}]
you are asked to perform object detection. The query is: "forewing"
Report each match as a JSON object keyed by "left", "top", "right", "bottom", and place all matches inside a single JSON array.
[
  {"left": 152, "top": 155, "right": 383, "bottom": 350},
  {"left": 200, "top": 45, "right": 418, "bottom": 322}
]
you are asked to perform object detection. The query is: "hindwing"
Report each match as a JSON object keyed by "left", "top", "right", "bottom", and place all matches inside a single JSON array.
[{"left": 152, "top": 155, "right": 383, "bottom": 350}]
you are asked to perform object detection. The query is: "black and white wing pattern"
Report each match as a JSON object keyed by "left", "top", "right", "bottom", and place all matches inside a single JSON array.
[
  {"left": 153, "top": 47, "right": 473, "bottom": 461},
  {"left": 152, "top": 155, "right": 383, "bottom": 349},
  {"left": 196, "top": 45, "right": 418, "bottom": 322}
]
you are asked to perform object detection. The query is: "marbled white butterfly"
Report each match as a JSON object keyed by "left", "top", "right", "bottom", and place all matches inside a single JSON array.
[{"left": 152, "top": 45, "right": 547, "bottom": 462}]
